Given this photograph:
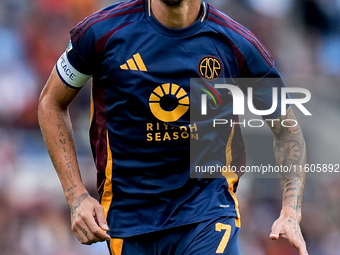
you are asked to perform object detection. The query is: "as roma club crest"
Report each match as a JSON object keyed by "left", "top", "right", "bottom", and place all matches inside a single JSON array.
[{"left": 198, "top": 56, "right": 223, "bottom": 80}]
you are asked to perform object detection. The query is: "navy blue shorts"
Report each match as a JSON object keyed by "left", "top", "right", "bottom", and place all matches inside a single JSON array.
[{"left": 107, "top": 216, "right": 240, "bottom": 255}]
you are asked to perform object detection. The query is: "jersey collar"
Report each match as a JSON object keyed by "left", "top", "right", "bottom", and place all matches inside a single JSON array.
[{"left": 145, "top": 0, "right": 207, "bottom": 38}]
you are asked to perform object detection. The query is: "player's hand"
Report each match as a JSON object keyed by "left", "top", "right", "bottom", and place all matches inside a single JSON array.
[
  {"left": 269, "top": 209, "right": 308, "bottom": 255},
  {"left": 69, "top": 193, "right": 111, "bottom": 245}
]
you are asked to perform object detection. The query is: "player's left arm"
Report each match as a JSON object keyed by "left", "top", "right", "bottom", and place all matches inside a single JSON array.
[{"left": 267, "top": 106, "right": 309, "bottom": 255}]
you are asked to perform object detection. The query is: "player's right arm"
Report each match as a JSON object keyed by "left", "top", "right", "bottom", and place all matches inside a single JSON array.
[{"left": 38, "top": 67, "right": 110, "bottom": 244}]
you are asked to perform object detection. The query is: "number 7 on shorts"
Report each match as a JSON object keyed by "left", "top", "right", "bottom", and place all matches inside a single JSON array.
[{"left": 215, "top": 223, "right": 232, "bottom": 254}]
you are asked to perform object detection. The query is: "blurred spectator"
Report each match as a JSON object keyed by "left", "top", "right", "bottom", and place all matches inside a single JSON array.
[
  {"left": 298, "top": 0, "right": 340, "bottom": 76},
  {"left": 0, "top": 26, "right": 38, "bottom": 127}
]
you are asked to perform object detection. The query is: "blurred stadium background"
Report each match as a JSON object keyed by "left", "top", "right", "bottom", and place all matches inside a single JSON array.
[{"left": 0, "top": 0, "right": 340, "bottom": 254}]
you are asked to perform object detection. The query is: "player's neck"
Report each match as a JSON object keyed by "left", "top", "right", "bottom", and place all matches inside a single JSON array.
[{"left": 151, "top": 0, "right": 202, "bottom": 29}]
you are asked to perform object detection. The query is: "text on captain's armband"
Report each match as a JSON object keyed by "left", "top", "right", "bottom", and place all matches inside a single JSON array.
[{"left": 60, "top": 55, "right": 76, "bottom": 80}]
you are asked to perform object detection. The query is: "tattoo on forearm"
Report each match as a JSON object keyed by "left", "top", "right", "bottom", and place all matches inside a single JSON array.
[
  {"left": 276, "top": 140, "right": 302, "bottom": 165},
  {"left": 280, "top": 174, "right": 305, "bottom": 212},
  {"left": 70, "top": 193, "right": 89, "bottom": 215},
  {"left": 56, "top": 121, "right": 77, "bottom": 177},
  {"left": 66, "top": 185, "right": 78, "bottom": 193},
  {"left": 271, "top": 107, "right": 306, "bottom": 213},
  {"left": 54, "top": 140, "right": 61, "bottom": 149},
  {"left": 47, "top": 111, "right": 79, "bottom": 185},
  {"left": 285, "top": 187, "right": 298, "bottom": 193}
]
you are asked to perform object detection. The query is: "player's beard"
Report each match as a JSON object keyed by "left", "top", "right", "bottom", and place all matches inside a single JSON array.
[{"left": 160, "top": 0, "right": 183, "bottom": 7}]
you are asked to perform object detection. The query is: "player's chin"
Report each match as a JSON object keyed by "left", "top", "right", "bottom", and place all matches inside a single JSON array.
[{"left": 160, "top": 0, "right": 183, "bottom": 7}]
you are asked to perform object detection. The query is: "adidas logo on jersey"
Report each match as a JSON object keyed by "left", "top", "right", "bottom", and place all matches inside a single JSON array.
[{"left": 120, "top": 53, "right": 147, "bottom": 71}]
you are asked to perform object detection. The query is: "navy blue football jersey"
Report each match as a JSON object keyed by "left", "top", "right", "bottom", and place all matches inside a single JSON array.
[{"left": 56, "top": 0, "right": 285, "bottom": 238}]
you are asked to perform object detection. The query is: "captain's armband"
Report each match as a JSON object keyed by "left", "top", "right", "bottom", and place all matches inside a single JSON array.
[{"left": 56, "top": 52, "right": 91, "bottom": 89}]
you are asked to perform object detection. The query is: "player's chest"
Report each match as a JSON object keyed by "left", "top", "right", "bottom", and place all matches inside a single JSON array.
[
  {"left": 98, "top": 32, "right": 236, "bottom": 85},
  {"left": 96, "top": 31, "right": 237, "bottom": 123}
]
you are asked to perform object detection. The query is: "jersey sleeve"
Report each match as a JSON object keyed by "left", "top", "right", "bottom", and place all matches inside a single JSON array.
[
  {"left": 56, "top": 24, "right": 96, "bottom": 89},
  {"left": 235, "top": 34, "right": 287, "bottom": 119},
  {"left": 252, "top": 67, "right": 287, "bottom": 119}
]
